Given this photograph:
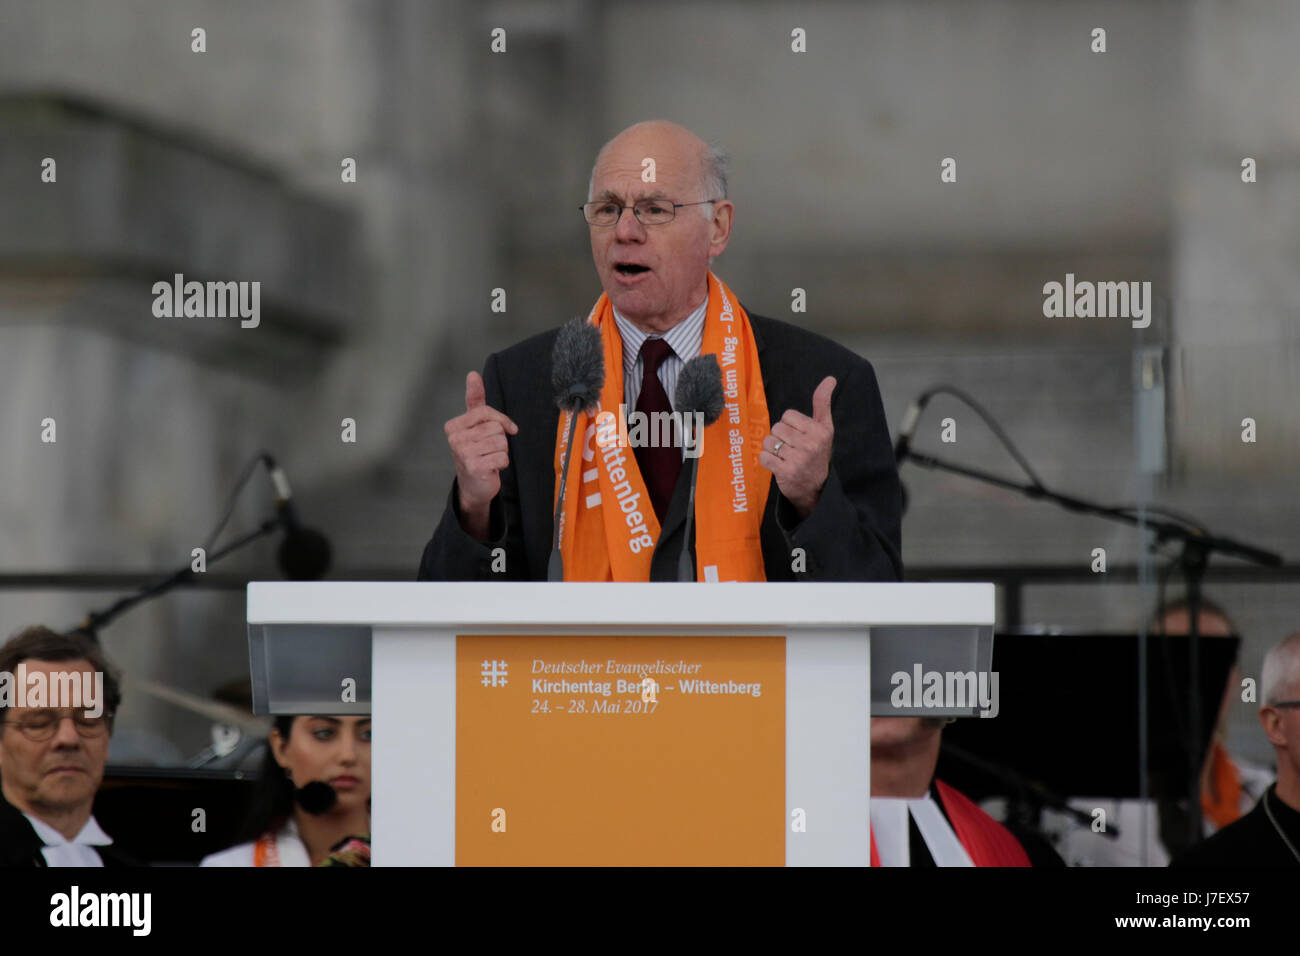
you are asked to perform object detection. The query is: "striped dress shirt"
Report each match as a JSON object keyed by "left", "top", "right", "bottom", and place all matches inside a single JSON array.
[{"left": 611, "top": 296, "right": 707, "bottom": 412}]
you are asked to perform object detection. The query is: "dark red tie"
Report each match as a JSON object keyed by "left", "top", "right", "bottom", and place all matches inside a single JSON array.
[{"left": 634, "top": 337, "right": 681, "bottom": 523}]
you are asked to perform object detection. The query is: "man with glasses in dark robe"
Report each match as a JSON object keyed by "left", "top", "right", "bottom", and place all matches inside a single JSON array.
[{"left": 0, "top": 626, "right": 139, "bottom": 867}]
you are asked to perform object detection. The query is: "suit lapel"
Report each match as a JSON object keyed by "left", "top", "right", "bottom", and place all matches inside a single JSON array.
[
  {"left": 0, "top": 796, "right": 49, "bottom": 867},
  {"left": 741, "top": 302, "right": 768, "bottom": 356}
]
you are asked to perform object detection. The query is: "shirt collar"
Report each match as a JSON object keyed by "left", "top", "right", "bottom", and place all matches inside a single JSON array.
[
  {"left": 24, "top": 811, "right": 113, "bottom": 847},
  {"left": 612, "top": 296, "right": 707, "bottom": 375},
  {"left": 870, "top": 792, "right": 971, "bottom": 867}
]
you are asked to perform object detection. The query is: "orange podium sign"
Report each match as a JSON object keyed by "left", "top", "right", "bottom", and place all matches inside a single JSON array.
[{"left": 456, "top": 634, "right": 785, "bottom": 866}]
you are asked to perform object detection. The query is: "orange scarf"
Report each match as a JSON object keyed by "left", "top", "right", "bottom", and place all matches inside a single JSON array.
[
  {"left": 552, "top": 272, "right": 770, "bottom": 581},
  {"left": 253, "top": 831, "right": 280, "bottom": 867},
  {"left": 1201, "top": 738, "right": 1245, "bottom": 829}
]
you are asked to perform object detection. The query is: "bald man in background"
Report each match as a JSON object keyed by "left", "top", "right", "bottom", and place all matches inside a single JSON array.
[
  {"left": 1173, "top": 631, "right": 1300, "bottom": 867},
  {"left": 418, "top": 120, "right": 901, "bottom": 583}
]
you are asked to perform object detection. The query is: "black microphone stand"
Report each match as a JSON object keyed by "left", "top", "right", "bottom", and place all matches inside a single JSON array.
[
  {"left": 548, "top": 411, "right": 582, "bottom": 581},
  {"left": 940, "top": 739, "right": 1118, "bottom": 842},
  {"left": 676, "top": 457, "right": 699, "bottom": 582},
  {"left": 901, "top": 445, "right": 1281, "bottom": 843},
  {"left": 78, "top": 516, "right": 282, "bottom": 641}
]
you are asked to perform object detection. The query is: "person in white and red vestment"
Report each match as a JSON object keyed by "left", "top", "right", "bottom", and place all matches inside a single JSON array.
[{"left": 871, "top": 715, "right": 1036, "bottom": 867}]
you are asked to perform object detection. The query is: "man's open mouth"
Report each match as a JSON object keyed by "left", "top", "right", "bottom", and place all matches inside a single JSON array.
[{"left": 615, "top": 264, "right": 651, "bottom": 275}]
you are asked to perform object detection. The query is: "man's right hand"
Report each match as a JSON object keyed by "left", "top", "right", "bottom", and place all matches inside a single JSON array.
[{"left": 445, "top": 370, "right": 518, "bottom": 540}]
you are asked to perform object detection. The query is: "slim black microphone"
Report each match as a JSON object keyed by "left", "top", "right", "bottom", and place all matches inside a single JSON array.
[
  {"left": 893, "top": 389, "right": 934, "bottom": 465},
  {"left": 261, "top": 454, "right": 332, "bottom": 580},
  {"left": 548, "top": 319, "right": 605, "bottom": 581},
  {"left": 673, "top": 355, "right": 725, "bottom": 582},
  {"left": 294, "top": 781, "right": 338, "bottom": 815}
]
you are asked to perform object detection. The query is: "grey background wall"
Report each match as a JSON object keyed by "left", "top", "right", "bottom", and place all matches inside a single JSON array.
[{"left": 0, "top": 1, "right": 1294, "bottom": 770}]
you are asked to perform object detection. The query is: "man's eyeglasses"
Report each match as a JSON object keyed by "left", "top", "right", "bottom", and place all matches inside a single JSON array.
[
  {"left": 2, "top": 710, "right": 113, "bottom": 741},
  {"left": 580, "top": 198, "right": 721, "bottom": 226},
  {"left": 1269, "top": 700, "right": 1300, "bottom": 709}
]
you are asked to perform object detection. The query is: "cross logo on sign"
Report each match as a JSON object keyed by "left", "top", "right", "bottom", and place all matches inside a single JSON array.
[{"left": 480, "top": 659, "right": 508, "bottom": 688}]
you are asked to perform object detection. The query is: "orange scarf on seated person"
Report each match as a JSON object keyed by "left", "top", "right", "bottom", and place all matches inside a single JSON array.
[{"left": 552, "top": 272, "right": 770, "bottom": 581}]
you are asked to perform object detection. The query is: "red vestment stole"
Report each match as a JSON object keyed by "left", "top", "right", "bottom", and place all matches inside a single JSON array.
[{"left": 869, "top": 779, "right": 1032, "bottom": 867}]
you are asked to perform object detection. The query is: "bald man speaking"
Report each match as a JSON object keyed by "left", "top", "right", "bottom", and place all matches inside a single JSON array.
[{"left": 418, "top": 121, "right": 901, "bottom": 583}]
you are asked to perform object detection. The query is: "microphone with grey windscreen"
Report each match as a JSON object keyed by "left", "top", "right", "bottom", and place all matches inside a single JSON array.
[
  {"left": 548, "top": 318, "right": 605, "bottom": 581},
  {"left": 674, "top": 355, "right": 726, "bottom": 581}
]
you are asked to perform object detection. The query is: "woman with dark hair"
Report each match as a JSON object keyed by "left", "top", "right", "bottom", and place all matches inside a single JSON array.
[{"left": 200, "top": 714, "right": 370, "bottom": 866}]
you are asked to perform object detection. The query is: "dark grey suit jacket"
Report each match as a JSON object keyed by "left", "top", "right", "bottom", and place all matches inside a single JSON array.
[{"left": 417, "top": 311, "right": 902, "bottom": 582}]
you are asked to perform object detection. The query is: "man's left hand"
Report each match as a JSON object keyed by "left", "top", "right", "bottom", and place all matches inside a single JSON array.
[{"left": 760, "top": 375, "right": 836, "bottom": 520}]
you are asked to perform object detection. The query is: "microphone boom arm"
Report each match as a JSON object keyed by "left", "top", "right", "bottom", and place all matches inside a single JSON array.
[{"left": 79, "top": 517, "right": 281, "bottom": 639}]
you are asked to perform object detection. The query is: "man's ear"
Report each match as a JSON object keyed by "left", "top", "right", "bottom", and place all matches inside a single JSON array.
[
  {"left": 1259, "top": 707, "right": 1285, "bottom": 748},
  {"left": 708, "top": 201, "right": 734, "bottom": 258}
]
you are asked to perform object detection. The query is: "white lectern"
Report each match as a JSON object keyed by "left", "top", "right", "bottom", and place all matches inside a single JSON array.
[{"left": 246, "top": 582, "right": 993, "bottom": 866}]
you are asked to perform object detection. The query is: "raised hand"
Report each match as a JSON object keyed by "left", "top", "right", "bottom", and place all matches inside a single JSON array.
[
  {"left": 759, "top": 375, "right": 836, "bottom": 520},
  {"left": 445, "top": 370, "right": 518, "bottom": 539}
]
